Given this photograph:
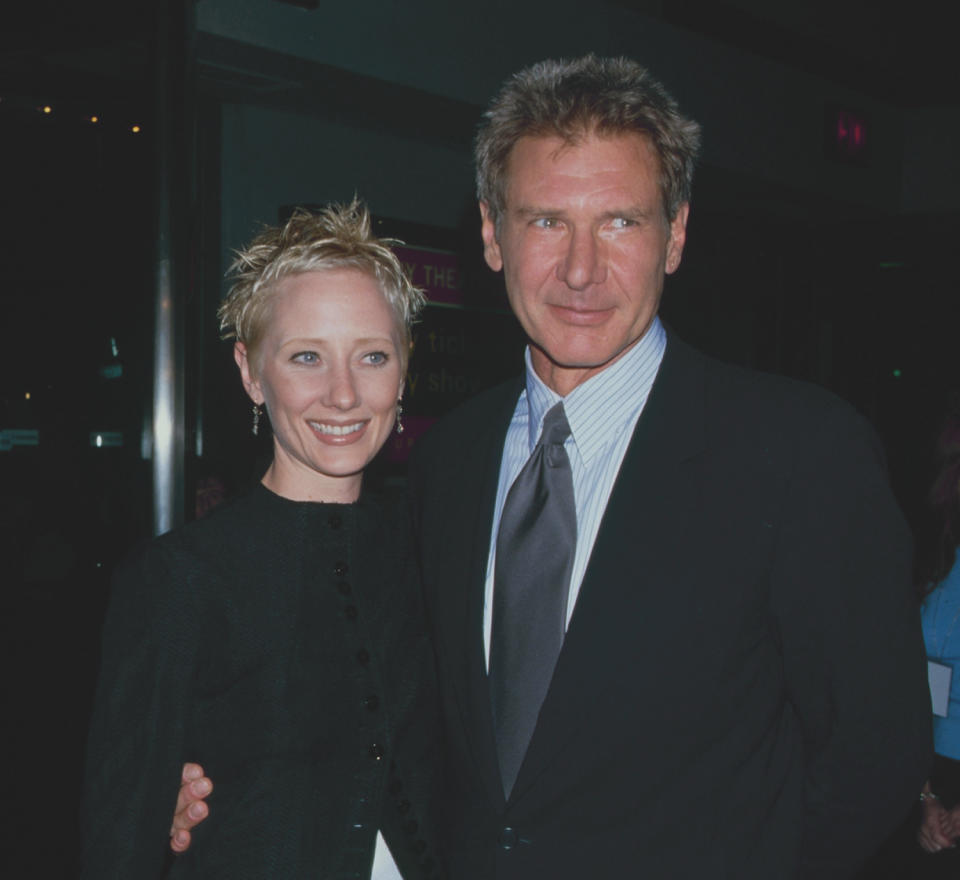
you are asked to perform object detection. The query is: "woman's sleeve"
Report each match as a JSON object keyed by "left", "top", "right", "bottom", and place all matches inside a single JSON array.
[{"left": 80, "top": 539, "right": 201, "bottom": 879}]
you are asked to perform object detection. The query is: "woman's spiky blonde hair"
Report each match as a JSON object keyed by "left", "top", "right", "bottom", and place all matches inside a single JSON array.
[{"left": 218, "top": 198, "right": 425, "bottom": 367}]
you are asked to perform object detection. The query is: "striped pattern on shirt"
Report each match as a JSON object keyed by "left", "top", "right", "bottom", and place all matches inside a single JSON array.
[{"left": 483, "top": 317, "right": 667, "bottom": 664}]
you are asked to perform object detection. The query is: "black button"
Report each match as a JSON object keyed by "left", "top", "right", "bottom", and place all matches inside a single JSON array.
[
  {"left": 388, "top": 779, "right": 403, "bottom": 795},
  {"left": 364, "top": 695, "right": 379, "bottom": 711},
  {"left": 344, "top": 605, "right": 358, "bottom": 620},
  {"left": 403, "top": 819, "right": 418, "bottom": 835},
  {"left": 413, "top": 839, "right": 426, "bottom": 854},
  {"left": 338, "top": 581, "right": 351, "bottom": 595},
  {"left": 498, "top": 826, "right": 518, "bottom": 850},
  {"left": 397, "top": 798, "right": 410, "bottom": 813},
  {"left": 368, "top": 743, "right": 384, "bottom": 760},
  {"left": 356, "top": 649, "right": 370, "bottom": 665},
  {"left": 328, "top": 513, "right": 342, "bottom": 529},
  {"left": 334, "top": 561, "right": 349, "bottom": 577}
]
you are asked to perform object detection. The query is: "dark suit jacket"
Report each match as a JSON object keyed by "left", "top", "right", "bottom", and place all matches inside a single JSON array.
[{"left": 409, "top": 332, "right": 931, "bottom": 879}]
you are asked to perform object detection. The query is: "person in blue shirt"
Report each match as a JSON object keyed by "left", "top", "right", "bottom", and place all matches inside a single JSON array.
[{"left": 918, "top": 414, "right": 960, "bottom": 870}]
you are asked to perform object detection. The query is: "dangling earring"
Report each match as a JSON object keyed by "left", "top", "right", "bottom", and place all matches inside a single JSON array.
[
  {"left": 251, "top": 403, "right": 263, "bottom": 436},
  {"left": 395, "top": 401, "right": 404, "bottom": 435}
]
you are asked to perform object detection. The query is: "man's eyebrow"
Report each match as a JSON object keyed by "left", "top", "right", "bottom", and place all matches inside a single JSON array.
[
  {"left": 598, "top": 205, "right": 654, "bottom": 221},
  {"left": 510, "top": 204, "right": 654, "bottom": 221},
  {"left": 512, "top": 204, "right": 563, "bottom": 218}
]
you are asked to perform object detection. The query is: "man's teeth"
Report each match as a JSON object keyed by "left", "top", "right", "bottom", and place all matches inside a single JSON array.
[{"left": 310, "top": 421, "right": 364, "bottom": 436}]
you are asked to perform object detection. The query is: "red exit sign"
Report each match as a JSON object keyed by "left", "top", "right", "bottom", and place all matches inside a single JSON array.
[{"left": 825, "top": 106, "right": 869, "bottom": 165}]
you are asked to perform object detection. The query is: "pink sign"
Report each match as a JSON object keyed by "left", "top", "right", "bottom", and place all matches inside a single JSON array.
[{"left": 393, "top": 244, "right": 462, "bottom": 306}]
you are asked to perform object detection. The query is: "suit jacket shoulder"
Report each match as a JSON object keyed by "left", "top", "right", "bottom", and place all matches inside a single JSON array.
[
  {"left": 410, "top": 378, "right": 522, "bottom": 468},
  {"left": 666, "top": 334, "right": 882, "bottom": 454}
]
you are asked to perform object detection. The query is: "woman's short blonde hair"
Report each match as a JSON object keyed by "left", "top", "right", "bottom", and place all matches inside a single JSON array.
[{"left": 218, "top": 198, "right": 425, "bottom": 367}]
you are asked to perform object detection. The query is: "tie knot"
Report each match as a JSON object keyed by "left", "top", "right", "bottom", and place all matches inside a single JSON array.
[{"left": 540, "top": 402, "right": 572, "bottom": 449}]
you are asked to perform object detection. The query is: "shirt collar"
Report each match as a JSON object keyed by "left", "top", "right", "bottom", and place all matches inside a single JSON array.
[{"left": 522, "top": 317, "right": 667, "bottom": 462}]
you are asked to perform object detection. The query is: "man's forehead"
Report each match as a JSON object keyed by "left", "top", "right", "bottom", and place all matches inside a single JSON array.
[
  {"left": 501, "top": 131, "right": 663, "bottom": 208},
  {"left": 505, "top": 129, "right": 656, "bottom": 171}
]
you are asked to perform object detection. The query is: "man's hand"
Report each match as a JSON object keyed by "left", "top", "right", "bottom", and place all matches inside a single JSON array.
[
  {"left": 918, "top": 796, "right": 955, "bottom": 853},
  {"left": 170, "top": 763, "right": 212, "bottom": 853}
]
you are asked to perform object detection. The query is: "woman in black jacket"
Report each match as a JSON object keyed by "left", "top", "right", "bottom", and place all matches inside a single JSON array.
[{"left": 81, "top": 201, "right": 443, "bottom": 880}]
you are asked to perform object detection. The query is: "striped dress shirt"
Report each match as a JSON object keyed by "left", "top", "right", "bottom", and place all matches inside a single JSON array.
[{"left": 483, "top": 317, "right": 667, "bottom": 664}]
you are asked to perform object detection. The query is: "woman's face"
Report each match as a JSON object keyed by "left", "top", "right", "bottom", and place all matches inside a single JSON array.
[{"left": 236, "top": 268, "right": 405, "bottom": 502}]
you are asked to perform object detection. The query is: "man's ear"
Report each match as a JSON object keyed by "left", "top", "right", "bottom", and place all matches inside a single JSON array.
[
  {"left": 665, "top": 202, "right": 690, "bottom": 275},
  {"left": 479, "top": 202, "right": 504, "bottom": 272},
  {"left": 234, "top": 342, "right": 264, "bottom": 404}
]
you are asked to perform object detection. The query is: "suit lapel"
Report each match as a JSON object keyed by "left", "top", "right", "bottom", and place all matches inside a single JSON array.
[
  {"left": 509, "top": 334, "right": 708, "bottom": 801},
  {"left": 440, "top": 381, "right": 521, "bottom": 809}
]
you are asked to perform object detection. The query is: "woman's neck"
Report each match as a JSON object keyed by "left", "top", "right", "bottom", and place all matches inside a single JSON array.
[{"left": 260, "top": 459, "right": 362, "bottom": 504}]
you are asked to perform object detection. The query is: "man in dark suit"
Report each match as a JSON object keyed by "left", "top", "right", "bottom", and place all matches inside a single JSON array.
[
  {"left": 173, "top": 56, "right": 930, "bottom": 878},
  {"left": 406, "top": 55, "right": 931, "bottom": 879}
]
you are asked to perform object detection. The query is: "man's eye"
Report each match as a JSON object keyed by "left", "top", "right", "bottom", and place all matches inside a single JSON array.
[
  {"left": 610, "top": 217, "right": 636, "bottom": 229},
  {"left": 532, "top": 217, "right": 559, "bottom": 229}
]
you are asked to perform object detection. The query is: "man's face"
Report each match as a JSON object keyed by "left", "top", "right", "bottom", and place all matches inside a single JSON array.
[{"left": 480, "top": 132, "right": 688, "bottom": 395}]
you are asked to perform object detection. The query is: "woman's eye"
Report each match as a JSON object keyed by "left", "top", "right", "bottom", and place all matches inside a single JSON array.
[
  {"left": 292, "top": 351, "right": 319, "bottom": 364},
  {"left": 364, "top": 351, "right": 389, "bottom": 366}
]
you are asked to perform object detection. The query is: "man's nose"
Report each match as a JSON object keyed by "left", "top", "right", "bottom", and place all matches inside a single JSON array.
[{"left": 557, "top": 228, "right": 606, "bottom": 289}]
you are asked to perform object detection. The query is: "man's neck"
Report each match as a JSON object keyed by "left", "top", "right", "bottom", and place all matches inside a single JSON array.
[{"left": 528, "top": 333, "right": 650, "bottom": 397}]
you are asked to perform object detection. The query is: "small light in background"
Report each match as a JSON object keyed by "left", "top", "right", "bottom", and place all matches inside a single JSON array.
[
  {"left": 90, "top": 431, "right": 124, "bottom": 448},
  {"left": 892, "top": 369, "right": 903, "bottom": 379},
  {"left": 131, "top": 124, "right": 141, "bottom": 133},
  {"left": 89, "top": 115, "right": 99, "bottom": 123},
  {"left": 24, "top": 391, "right": 31, "bottom": 400},
  {"left": 41, "top": 105, "right": 53, "bottom": 115}
]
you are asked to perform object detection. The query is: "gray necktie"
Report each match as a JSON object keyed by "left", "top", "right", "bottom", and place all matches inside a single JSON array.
[{"left": 490, "top": 401, "right": 577, "bottom": 798}]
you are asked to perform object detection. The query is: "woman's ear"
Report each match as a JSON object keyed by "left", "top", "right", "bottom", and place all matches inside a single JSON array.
[{"left": 234, "top": 342, "right": 264, "bottom": 404}]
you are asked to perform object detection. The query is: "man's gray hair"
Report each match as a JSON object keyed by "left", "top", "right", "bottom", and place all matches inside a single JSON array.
[{"left": 475, "top": 55, "right": 701, "bottom": 228}]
